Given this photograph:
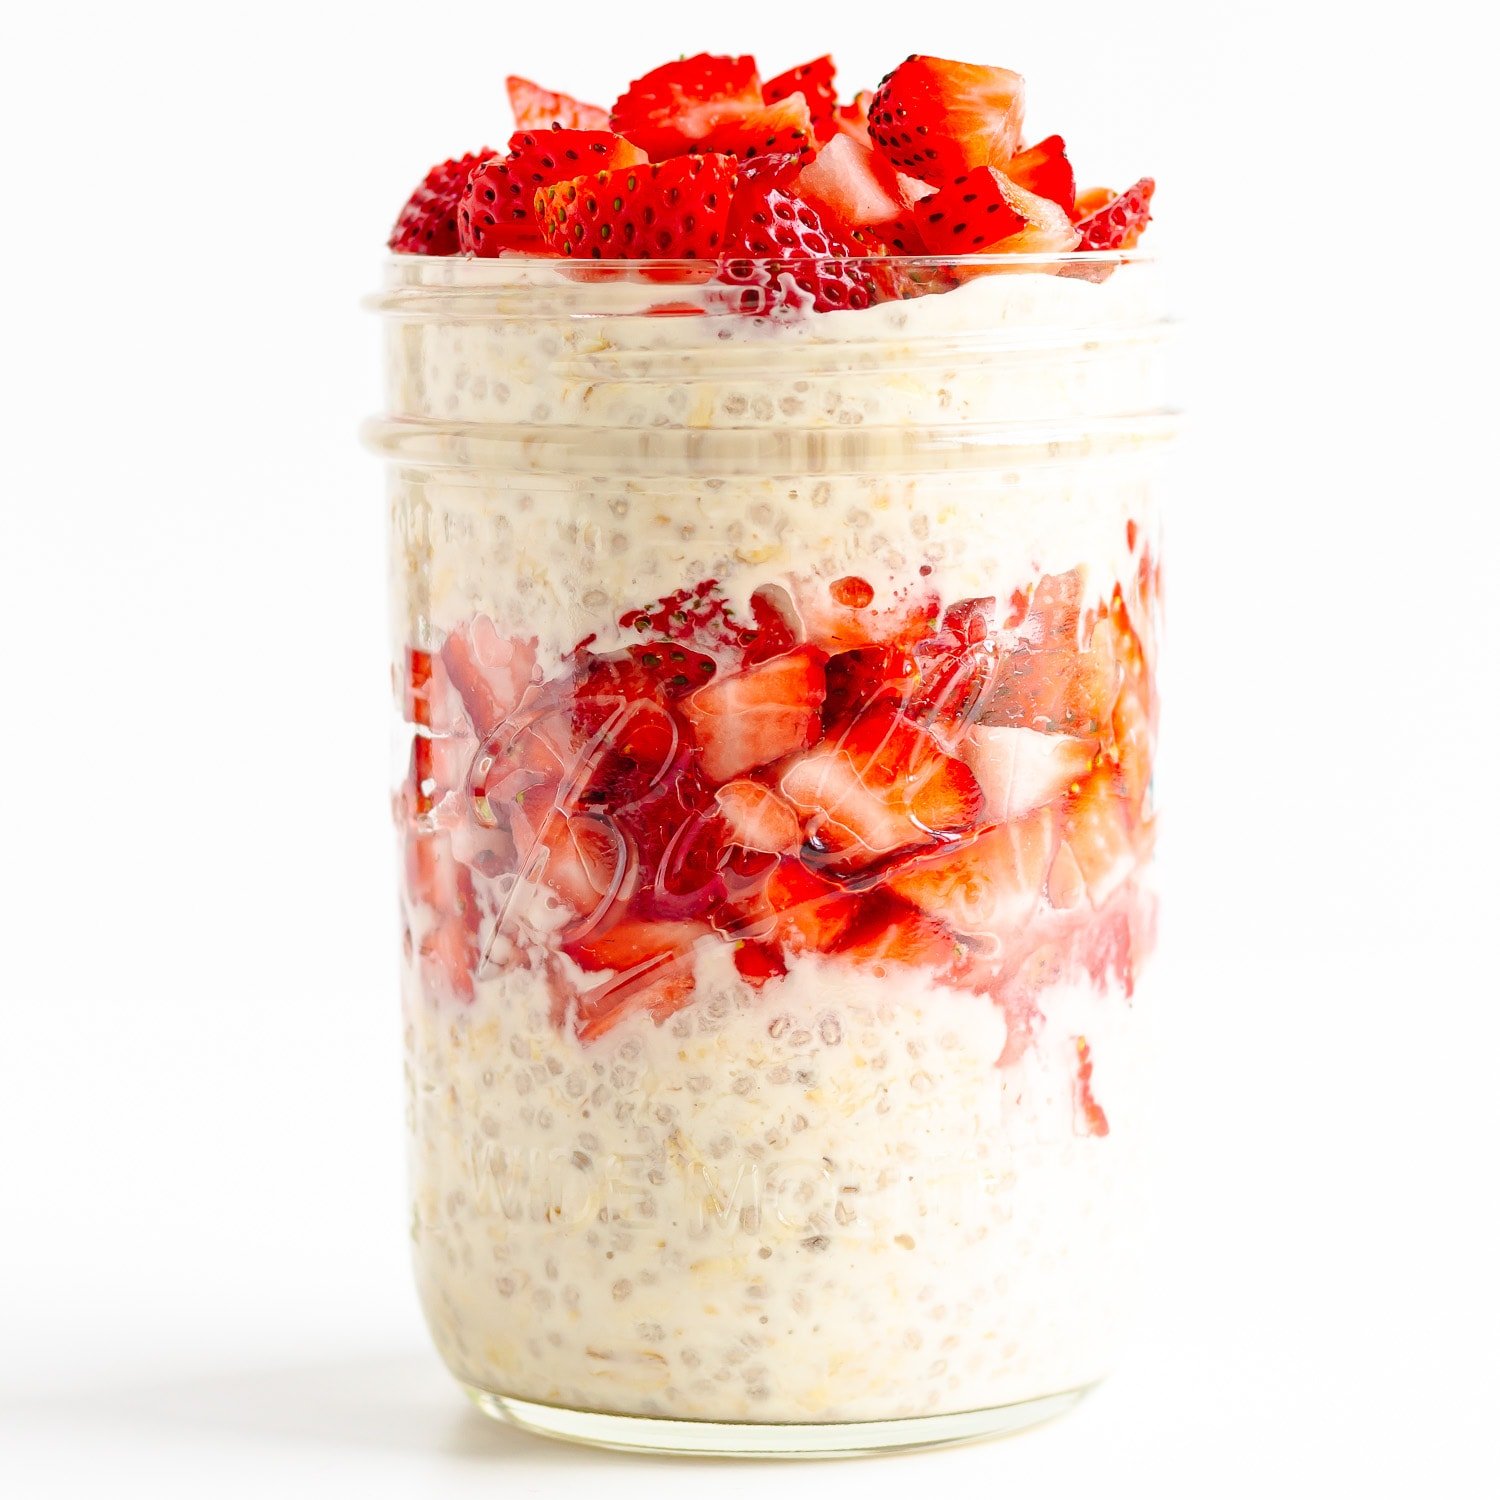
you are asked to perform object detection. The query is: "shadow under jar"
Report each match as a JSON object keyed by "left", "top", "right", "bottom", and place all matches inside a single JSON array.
[{"left": 365, "top": 251, "right": 1175, "bottom": 1458}]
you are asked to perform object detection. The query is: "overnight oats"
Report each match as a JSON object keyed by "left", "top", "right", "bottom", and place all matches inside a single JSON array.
[{"left": 368, "top": 50, "right": 1171, "bottom": 1456}]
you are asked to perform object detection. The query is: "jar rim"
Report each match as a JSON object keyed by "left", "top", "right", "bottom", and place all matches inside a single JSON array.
[{"left": 382, "top": 248, "right": 1154, "bottom": 274}]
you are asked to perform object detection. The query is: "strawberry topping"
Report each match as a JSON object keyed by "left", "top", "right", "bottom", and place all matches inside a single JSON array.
[
  {"left": 763, "top": 56, "right": 839, "bottom": 139},
  {"left": 718, "top": 159, "right": 878, "bottom": 314},
  {"left": 868, "top": 57, "right": 1026, "bottom": 184},
  {"left": 1004, "top": 135, "right": 1076, "bottom": 215},
  {"left": 610, "top": 54, "right": 764, "bottom": 157},
  {"left": 538, "top": 154, "right": 736, "bottom": 258},
  {"left": 1074, "top": 176, "right": 1156, "bottom": 251},
  {"left": 389, "top": 151, "right": 495, "bottom": 255},
  {"left": 459, "top": 130, "right": 647, "bottom": 255},
  {"left": 507, "top": 75, "right": 610, "bottom": 131}
]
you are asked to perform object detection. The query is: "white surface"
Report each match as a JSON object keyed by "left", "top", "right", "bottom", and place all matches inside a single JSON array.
[{"left": 1, "top": 1, "right": 1496, "bottom": 1494}]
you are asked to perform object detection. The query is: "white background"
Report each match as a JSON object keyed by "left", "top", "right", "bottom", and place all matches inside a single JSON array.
[{"left": 2, "top": 1, "right": 1497, "bottom": 1494}]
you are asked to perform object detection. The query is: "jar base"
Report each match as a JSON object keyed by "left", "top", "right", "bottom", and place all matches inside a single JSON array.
[{"left": 463, "top": 1382, "right": 1096, "bottom": 1458}]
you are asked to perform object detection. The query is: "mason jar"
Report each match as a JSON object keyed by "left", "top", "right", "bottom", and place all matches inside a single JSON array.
[{"left": 365, "top": 251, "right": 1173, "bottom": 1457}]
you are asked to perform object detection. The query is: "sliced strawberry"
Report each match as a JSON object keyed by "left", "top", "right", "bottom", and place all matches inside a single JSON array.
[
  {"left": 834, "top": 888, "right": 959, "bottom": 970},
  {"left": 833, "top": 90, "right": 874, "bottom": 147},
  {"left": 780, "top": 702, "right": 983, "bottom": 871},
  {"left": 537, "top": 154, "right": 736, "bottom": 259},
  {"left": 889, "top": 814, "right": 1055, "bottom": 939},
  {"left": 911, "top": 167, "right": 1079, "bottom": 253},
  {"left": 1072, "top": 1036, "right": 1110, "bottom": 1137},
  {"left": 610, "top": 54, "right": 763, "bottom": 158},
  {"left": 439, "top": 618, "right": 539, "bottom": 737},
  {"left": 681, "top": 645, "right": 828, "bottom": 784},
  {"left": 962, "top": 726, "right": 1096, "bottom": 821},
  {"left": 793, "top": 134, "right": 910, "bottom": 243},
  {"left": 459, "top": 130, "right": 647, "bottom": 255},
  {"left": 565, "top": 917, "right": 710, "bottom": 1039},
  {"left": 718, "top": 161, "right": 878, "bottom": 314},
  {"left": 715, "top": 779, "right": 802, "bottom": 853},
  {"left": 692, "top": 94, "right": 814, "bottom": 165},
  {"left": 868, "top": 56, "right": 1026, "bottom": 184},
  {"left": 822, "top": 646, "right": 918, "bottom": 727},
  {"left": 507, "top": 75, "right": 610, "bottom": 131},
  {"left": 1074, "top": 177, "right": 1155, "bottom": 251},
  {"left": 389, "top": 151, "right": 496, "bottom": 255},
  {"left": 763, "top": 55, "right": 838, "bottom": 139},
  {"left": 1004, "top": 135, "right": 1076, "bottom": 214}
]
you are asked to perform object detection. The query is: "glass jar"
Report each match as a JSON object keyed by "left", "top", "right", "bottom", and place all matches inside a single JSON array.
[{"left": 366, "top": 252, "right": 1173, "bottom": 1457}]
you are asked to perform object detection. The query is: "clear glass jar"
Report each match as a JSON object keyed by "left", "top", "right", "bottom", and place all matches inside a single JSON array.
[{"left": 366, "top": 252, "right": 1173, "bottom": 1457}]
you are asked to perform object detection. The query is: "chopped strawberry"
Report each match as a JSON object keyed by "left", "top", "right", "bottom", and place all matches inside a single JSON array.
[
  {"left": 619, "top": 578, "right": 796, "bottom": 666},
  {"left": 790, "top": 575, "right": 939, "bottom": 652},
  {"left": 404, "top": 828, "right": 477, "bottom": 922},
  {"left": 793, "top": 134, "right": 911, "bottom": 243},
  {"left": 406, "top": 830, "right": 483, "bottom": 998},
  {"left": 459, "top": 130, "right": 647, "bottom": 255},
  {"left": 757, "top": 858, "right": 861, "bottom": 954},
  {"left": 389, "top": 151, "right": 495, "bottom": 255},
  {"left": 780, "top": 702, "right": 983, "bottom": 871},
  {"left": 719, "top": 160, "right": 878, "bottom": 314},
  {"left": 692, "top": 94, "right": 814, "bottom": 165},
  {"left": 1072, "top": 1036, "right": 1110, "bottom": 1137},
  {"left": 822, "top": 645, "right": 919, "bottom": 727},
  {"left": 868, "top": 56, "right": 1026, "bottom": 184},
  {"left": 981, "top": 572, "right": 1121, "bottom": 736},
  {"left": 1074, "top": 177, "right": 1155, "bottom": 251},
  {"left": 575, "top": 640, "right": 718, "bottom": 708},
  {"left": 565, "top": 917, "right": 710, "bottom": 1039},
  {"left": 910, "top": 617, "right": 1001, "bottom": 743},
  {"left": 610, "top": 54, "right": 764, "bottom": 158},
  {"left": 1058, "top": 774, "right": 1137, "bottom": 907},
  {"left": 889, "top": 814, "right": 1055, "bottom": 939},
  {"left": 507, "top": 75, "right": 610, "bottom": 131},
  {"left": 402, "top": 646, "right": 434, "bottom": 726},
  {"left": 1073, "top": 185, "right": 1116, "bottom": 220},
  {"left": 1004, "top": 135, "right": 1076, "bottom": 215},
  {"left": 1047, "top": 839, "right": 1087, "bottom": 911},
  {"left": 715, "top": 779, "right": 802, "bottom": 853},
  {"left": 910, "top": 168, "right": 1079, "bottom": 253},
  {"left": 419, "top": 918, "right": 479, "bottom": 1002},
  {"left": 681, "top": 645, "right": 828, "bottom": 784},
  {"left": 733, "top": 938, "right": 787, "bottom": 986},
  {"left": 1110, "top": 679, "right": 1154, "bottom": 821},
  {"left": 833, "top": 90, "right": 874, "bottom": 147},
  {"left": 763, "top": 56, "right": 839, "bottom": 139},
  {"left": 537, "top": 154, "right": 737, "bottom": 259},
  {"left": 834, "top": 888, "right": 959, "bottom": 970},
  {"left": 961, "top": 726, "right": 1096, "bottom": 821},
  {"left": 508, "top": 794, "right": 637, "bottom": 937},
  {"left": 439, "top": 619, "right": 539, "bottom": 737}
]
